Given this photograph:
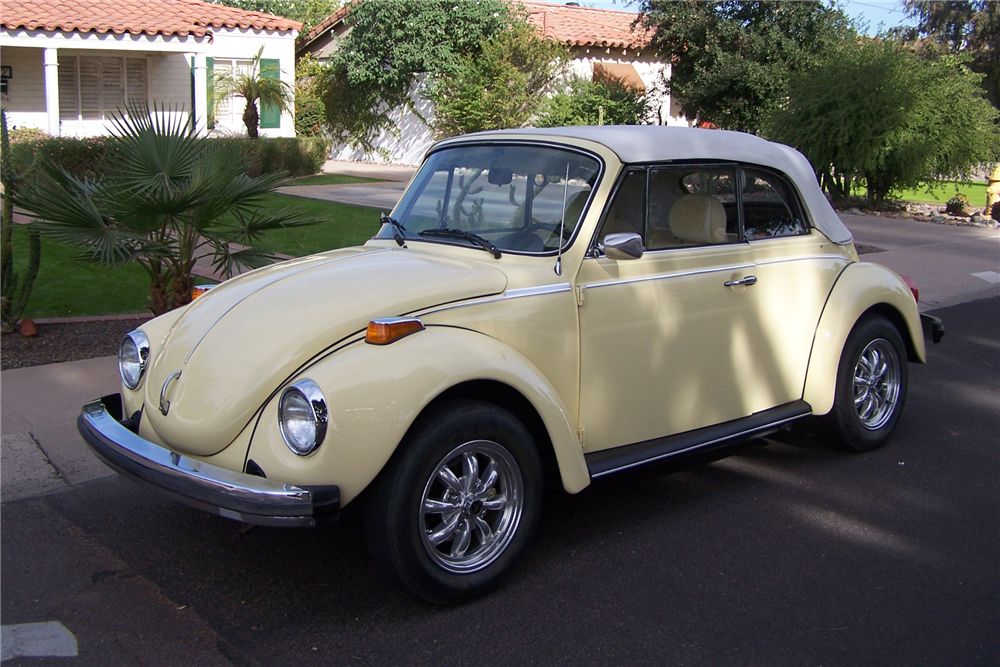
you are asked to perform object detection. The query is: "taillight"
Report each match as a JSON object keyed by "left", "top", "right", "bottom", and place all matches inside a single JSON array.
[{"left": 901, "top": 275, "right": 919, "bottom": 303}]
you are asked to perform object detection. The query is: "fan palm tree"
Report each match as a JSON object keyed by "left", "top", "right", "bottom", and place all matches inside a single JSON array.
[
  {"left": 214, "top": 47, "right": 294, "bottom": 139},
  {"left": 14, "top": 101, "right": 316, "bottom": 315}
]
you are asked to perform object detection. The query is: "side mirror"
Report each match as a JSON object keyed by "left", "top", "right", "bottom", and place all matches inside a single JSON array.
[{"left": 603, "top": 232, "right": 644, "bottom": 260}]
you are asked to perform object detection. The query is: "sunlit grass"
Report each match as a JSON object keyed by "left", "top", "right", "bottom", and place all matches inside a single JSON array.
[
  {"left": 9, "top": 224, "right": 151, "bottom": 318},
  {"left": 251, "top": 193, "right": 381, "bottom": 257},
  {"left": 894, "top": 180, "right": 988, "bottom": 206}
]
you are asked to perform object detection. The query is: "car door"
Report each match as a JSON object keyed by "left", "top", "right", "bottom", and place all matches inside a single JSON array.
[{"left": 576, "top": 165, "right": 761, "bottom": 454}]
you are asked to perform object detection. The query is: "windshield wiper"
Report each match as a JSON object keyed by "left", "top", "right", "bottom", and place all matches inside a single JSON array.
[
  {"left": 380, "top": 213, "right": 407, "bottom": 247},
  {"left": 418, "top": 228, "right": 502, "bottom": 259}
]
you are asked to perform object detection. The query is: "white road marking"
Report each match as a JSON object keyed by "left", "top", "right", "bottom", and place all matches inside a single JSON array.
[
  {"left": 971, "top": 271, "right": 1000, "bottom": 284},
  {"left": 1, "top": 621, "right": 78, "bottom": 661}
]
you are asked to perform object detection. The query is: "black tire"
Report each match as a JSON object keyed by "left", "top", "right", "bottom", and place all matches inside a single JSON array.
[
  {"left": 364, "top": 399, "right": 543, "bottom": 604},
  {"left": 823, "top": 315, "right": 909, "bottom": 452}
]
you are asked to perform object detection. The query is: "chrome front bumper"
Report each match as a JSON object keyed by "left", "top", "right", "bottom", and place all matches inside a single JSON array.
[{"left": 78, "top": 395, "right": 339, "bottom": 528}]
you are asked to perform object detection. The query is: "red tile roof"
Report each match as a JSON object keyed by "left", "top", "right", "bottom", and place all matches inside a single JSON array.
[
  {"left": 0, "top": 0, "right": 301, "bottom": 38},
  {"left": 300, "top": 1, "right": 650, "bottom": 52},
  {"left": 522, "top": 2, "right": 651, "bottom": 49}
]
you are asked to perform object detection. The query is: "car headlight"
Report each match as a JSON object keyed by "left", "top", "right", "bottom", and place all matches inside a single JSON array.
[
  {"left": 278, "top": 379, "right": 328, "bottom": 456},
  {"left": 118, "top": 330, "right": 150, "bottom": 390}
]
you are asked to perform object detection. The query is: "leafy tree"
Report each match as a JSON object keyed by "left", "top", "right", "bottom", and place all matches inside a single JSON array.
[
  {"left": 14, "top": 102, "right": 316, "bottom": 315},
  {"left": 768, "top": 39, "right": 1000, "bottom": 208},
  {"left": 1, "top": 109, "right": 41, "bottom": 332},
  {"left": 538, "top": 74, "right": 651, "bottom": 128},
  {"left": 636, "top": 0, "right": 854, "bottom": 133},
  {"left": 213, "top": 47, "right": 294, "bottom": 139},
  {"left": 318, "top": 0, "right": 517, "bottom": 153},
  {"left": 207, "top": 0, "right": 341, "bottom": 37},
  {"left": 894, "top": 1, "right": 1000, "bottom": 108},
  {"left": 424, "top": 23, "right": 568, "bottom": 138}
]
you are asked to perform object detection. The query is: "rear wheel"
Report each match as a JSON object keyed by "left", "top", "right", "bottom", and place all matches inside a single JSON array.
[
  {"left": 365, "top": 400, "right": 542, "bottom": 604},
  {"left": 823, "top": 315, "right": 908, "bottom": 452}
]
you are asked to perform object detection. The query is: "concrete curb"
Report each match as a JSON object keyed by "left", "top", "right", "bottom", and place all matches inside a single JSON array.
[{"left": 29, "top": 313, "right": 153, "bottom": 326}]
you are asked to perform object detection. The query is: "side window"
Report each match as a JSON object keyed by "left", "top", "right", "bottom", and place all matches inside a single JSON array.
[
  {"left": 597, "top": 169, "right": 646, "bottom": 247},
  {"left": 647, "top": 165, "right": 739, "bottom": 250},
  {"left": 740, "top": 168, "right": 809, "bottom": 240}
]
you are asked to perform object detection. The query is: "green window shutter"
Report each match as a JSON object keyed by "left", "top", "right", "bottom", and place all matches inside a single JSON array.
[
  {"left": 206, "top": 57, "right": 215, "bottom": 130},
  {"left": 259, "top": 58, "right": 280, "bottom": 129}
]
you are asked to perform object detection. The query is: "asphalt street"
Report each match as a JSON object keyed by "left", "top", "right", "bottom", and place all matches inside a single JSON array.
[{"left": 2, "top": 295, "right": 997, "bottom": 666}]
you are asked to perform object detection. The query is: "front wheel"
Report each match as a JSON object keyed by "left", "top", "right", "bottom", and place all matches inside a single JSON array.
[
  {"left": 365, "top": 400, "right": 542, "bottom": 604},
  {"left": 823, "top": 315, "right": 908, "bottom": 452}
]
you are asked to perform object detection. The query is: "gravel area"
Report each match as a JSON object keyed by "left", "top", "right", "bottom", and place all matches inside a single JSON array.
[{"left": 2, "top": 320, "right": 139, "bottom": 370}]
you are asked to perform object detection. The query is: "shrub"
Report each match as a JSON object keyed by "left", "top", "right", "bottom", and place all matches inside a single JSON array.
[
  {"left": 11, "top": 135, "right": 114, "bottom": 183},
  {"left": 537, "top": 75, "right": 651, "bottom": 127},
  {"left": 295, "top": 95, "right": 327, "bottom": 138},
  {"left": 769, "top": 40, "right": 1000, "bottom": 208},
  {"left": 214, "top": 136, "right": 329, "bottom": 177},
  {"left": 11, "top": 135, "right": 326, "bottom": 182},
  {"left": 945, "top": 194, "right": 971, "bottom": 215},
  {"left": 424, "top": 22, "right": 568, "bottom": 138},
  {"left": 8, "top": 126, "right": 48, "bottom": 144}
]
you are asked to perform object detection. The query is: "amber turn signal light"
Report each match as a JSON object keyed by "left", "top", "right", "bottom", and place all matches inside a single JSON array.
[
  {"left": 191, "top": 285, "right": 215, "bottom": 300},
  {"left": 366, "top": 317, "right": 425, "bottom": 345}
]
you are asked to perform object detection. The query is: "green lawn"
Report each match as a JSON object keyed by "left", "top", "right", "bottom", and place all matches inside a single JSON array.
[
  {"left": 9, "top": 225, "right": 151, "bottom": 319},
  {"left": 252, "top": 193, "right": 382, "bottom": 257},
  {"left": 894, "top": 180, "right": 988, "bottom": 205},
  {"left": 283, "top": 174, "right": 384, "bottom": 186}
]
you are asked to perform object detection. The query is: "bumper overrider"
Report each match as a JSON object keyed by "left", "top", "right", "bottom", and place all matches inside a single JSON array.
[
  {"left": 920, "top": 314, "right": 945, "bottom": 345},
  {"left": 78, "top": 394, "right": 339, "bottom": 527}
]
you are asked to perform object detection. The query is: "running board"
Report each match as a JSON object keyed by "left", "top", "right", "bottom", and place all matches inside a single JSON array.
[{"left": 586, "top": 401, "right": 812, "bottom": 479}]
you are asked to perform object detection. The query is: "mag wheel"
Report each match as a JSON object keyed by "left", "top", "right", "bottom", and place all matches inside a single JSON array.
[
  {"left": 824, "top": 315, "right": 908, "bottom": 452},
  {"left": 365, "top": 400, "right": 542, "bottom": 604}
]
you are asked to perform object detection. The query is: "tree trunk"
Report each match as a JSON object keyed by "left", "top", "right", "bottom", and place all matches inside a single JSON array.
[{"left": 243, "top": 98, "right": 260, "bottom": 140}]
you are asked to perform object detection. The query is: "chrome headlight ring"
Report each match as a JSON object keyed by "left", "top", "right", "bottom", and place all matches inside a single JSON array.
[
  {"left": 118, "top": 330, "right": 150, "bottom": 390},
  {"left": 278, "top": 379, "right": 328, "bottom": 456}
]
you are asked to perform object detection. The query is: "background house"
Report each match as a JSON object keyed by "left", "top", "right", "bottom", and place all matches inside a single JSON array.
[
  {"left": 298, "top": 0, "right": 688, "bottom": 165},
  {"left": 0, "top": 0, "right": 300, "bottom": 138}
]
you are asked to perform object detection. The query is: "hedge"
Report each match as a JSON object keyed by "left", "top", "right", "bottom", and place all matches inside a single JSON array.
[{"left": 8, "top": 134, "right": 329, "bottom": 183}]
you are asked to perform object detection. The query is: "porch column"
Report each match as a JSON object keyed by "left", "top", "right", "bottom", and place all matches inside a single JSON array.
[
  {"left": 191, "top": 53, "right": 208, "bottom": 135},
  {"left": 43, "top": 48, "right": 60, "bottom": 136}
]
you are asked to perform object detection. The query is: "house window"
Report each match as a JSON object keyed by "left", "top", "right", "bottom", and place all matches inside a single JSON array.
[
  {"left": 209, "top": 57, "right": 282, "bottom": 131},
  {"left": 58, "top": 55, "right": 148, "bottom": 122},
  {"left": 210, "top": 59, "right": 253, "bottom": 130}
]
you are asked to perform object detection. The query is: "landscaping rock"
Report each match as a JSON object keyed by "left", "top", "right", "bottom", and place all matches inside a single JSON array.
[
  {"left": 19, "top": 318, "right": 37, "bottom": 337},
  {"left": 932, "top": 214, "right": 946, "bottom": 223}
]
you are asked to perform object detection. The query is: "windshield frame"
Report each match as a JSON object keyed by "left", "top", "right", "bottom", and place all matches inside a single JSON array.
[{"left": 382, "top": 140, "right": 606, "bottom": 257}]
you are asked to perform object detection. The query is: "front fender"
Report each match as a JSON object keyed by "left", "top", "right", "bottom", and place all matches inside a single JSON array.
[
  {"left": 246, "top": 326, "right": 589, "bottom": 505},
  {"left": 803, "top": 262, "right": 925, "bottom": 416}
]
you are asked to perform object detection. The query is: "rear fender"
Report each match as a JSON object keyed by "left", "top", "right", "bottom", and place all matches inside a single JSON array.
[{"left": 804, "top": 262, "right": 925, "bottom": 416}]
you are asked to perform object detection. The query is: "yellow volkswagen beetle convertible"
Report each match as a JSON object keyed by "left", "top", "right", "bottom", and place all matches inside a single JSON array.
[{"left": 79, "top": 126, "right": 944, "bottom": 603}]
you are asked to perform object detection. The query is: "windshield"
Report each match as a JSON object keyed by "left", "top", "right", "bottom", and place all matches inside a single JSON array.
[{"left": 379, "top": 144, "right": 601, "bottom": 254}]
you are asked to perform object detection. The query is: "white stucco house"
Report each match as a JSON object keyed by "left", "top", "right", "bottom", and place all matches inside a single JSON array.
[
  {"left": 298, "top": 0, "right": 689, "bottom": 165},
  {"left": 0, "top": 0, "right": 300, "bottom": 138}
]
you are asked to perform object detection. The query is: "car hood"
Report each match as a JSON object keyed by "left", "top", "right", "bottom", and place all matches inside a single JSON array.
[{"left": 141, "top": 246, "right": 507, "bottom": 456}]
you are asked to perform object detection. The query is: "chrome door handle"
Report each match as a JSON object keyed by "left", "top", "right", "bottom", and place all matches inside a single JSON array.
[{"left": 724, "top": 275, "right": 757, "bottom": 287}]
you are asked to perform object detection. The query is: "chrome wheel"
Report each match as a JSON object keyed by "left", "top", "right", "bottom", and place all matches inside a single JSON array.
[
  {"left": 852, "top": 338, "right": 901, "bottom": 431},
  {"left": 419, "top": 439, "right": 523, "bottom": 574}
]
